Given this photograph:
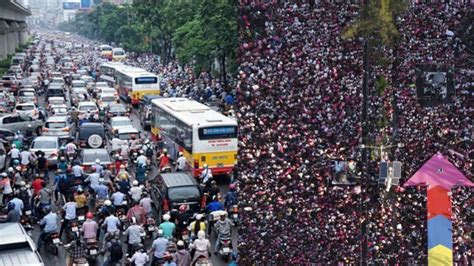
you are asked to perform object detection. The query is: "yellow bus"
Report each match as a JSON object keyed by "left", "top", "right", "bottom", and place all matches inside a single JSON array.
[
  {"left": 150, "top": 98, "right": 237, "bottom": 177},
  {"left": 114, "top": 66, "right": 160, "bottom": 106}
]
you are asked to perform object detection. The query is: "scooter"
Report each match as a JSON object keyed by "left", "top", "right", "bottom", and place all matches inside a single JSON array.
[
  {"left": 230, "top": 205, "right": 239, "bottom": 225},
  {"left": 218, "top": 233, "right": 232, "bottom": 262},
  {"left": 145, "top": 216, "right": 156, "bottom": 238},
  {"left": 44, "top": 232, "right": 61, "bottom": 255},
  {"left": 85, "top": 238, "right": 99, "bottom": 265}
]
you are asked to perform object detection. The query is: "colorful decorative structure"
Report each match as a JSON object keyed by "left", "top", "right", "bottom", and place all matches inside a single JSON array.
[{"left": 404, "top": 153, "right": 474, "bottom": 266}]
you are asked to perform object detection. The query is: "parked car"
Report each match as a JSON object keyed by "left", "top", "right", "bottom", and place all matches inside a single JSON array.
[
  {"left": 106, "top": 116, "right": 133, "bottom": 137},
  {"left": 0, "top": 223, "right": 44, "bottom": 266},
  {"left": 29, "top": 136, "right": 59, "bottom": 166},
  {"left": 42, "top": 116, "right": 74, "bottom": 140},
  {"left": 14, "top": 102, "right": 39, "bottom": 119},
  {"left": 77, "top": 123, "right": 106, "bottom": 149},
  {"left": 79, "top": 148, "right": 112, "bottom": 173},
  {"left": 150, "top": 172, "right": 203, "bottom": 221},
  {"left": 0, "top": 114, "right": 43, "bottom": 134}
]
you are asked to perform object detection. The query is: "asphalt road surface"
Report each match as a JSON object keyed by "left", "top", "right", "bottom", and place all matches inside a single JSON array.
[{"left": 31, "top": 83, "right": 237, "bottom": 265}]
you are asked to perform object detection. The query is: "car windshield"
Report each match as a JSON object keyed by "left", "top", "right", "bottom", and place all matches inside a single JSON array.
[
  {"left": 83, "top": 152, "right": 110, "bottom": 163},
  {"left": 45, "top": 122, "right": 66, "bottom": 129},
  {"left": 79, "top": 105, "right": 97, "bottom": 111},
  {"left": 168, "top": 186, "right": 200, "bottom": 201},
  {"left": 16, "top": 105, "right": 34, "bottom": 111},
  {"left": 102, "top": 96, "right": 115, "bottom": 102},
  {"left": 112, "top": 120, "right": 132, "bottom": 127},
  {"left": 110, "top": 105, "right": 126, "bottom": 112},
  {"left": 118, "top": 132, "right": 136, "bottom": 140},
  {"left": 32, "top": 140, "right": 57, "bottom": 149},
  {"left": 19, "top": 91, "right": 34, "bottom": 97}
]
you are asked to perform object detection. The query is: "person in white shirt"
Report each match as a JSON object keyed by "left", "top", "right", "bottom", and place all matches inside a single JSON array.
[
  {"left": 129, "top": 181, "right": 142, "bottom": 203},
  {"left": 129, "top": 245, "right": 149, "bottom": 266},
  {"left": 8, "top": 145, "right": 20, "bottom": 162},
  {"left": 200, "top": 164, "right": 213, "bottom": 184},
  {"left": 60, "top": 198, "right": 77, "bottom": 238},
  {"left": 136, "top": 151, "right": 147, "bottom": 167},
  {"left": 20, "top": 149, "right": 35, "bottom": 166},
  {"left": 102, "top": 213, "right": 121, "bottom": 250},
  {"left": 175, "top": 152, "right": 187, "bottom": 172},
  {"left": 111, "top": 190, "right": 126, "bottom": 207}
]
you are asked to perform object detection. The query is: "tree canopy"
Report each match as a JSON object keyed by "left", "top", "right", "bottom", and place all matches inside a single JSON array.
[{"left": 58, "top": 0, "right": 237, "bottom": 79}]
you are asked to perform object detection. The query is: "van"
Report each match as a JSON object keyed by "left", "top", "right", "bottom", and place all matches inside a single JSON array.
[
  {"left": 150, "top": 173, "right": 203, "bottom": 220},
  {"left": 0, "top": 223, "right": 44, "bottom": 266},
  {"left": 99, "top": 45, "right": 113, "bottom": 60},
  {"left": 112, "top": 48, "right": 126, "bottom": 62}
]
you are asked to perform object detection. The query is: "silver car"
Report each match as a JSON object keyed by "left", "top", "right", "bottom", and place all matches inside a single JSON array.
[
  {"left": 0, "top": 223, "right": 44, "bottom": 265},
  {"left": 42, "top": 116, "right": 74, "bottom": 139},
  {"left": 29, "top": 136, "right": 59, "bottom": 166}
]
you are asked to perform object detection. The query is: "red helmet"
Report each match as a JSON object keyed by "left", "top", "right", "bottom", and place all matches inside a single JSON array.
[
  {"left": 86, "top": 212, "right": 94, "bottom": 219},
  {"left": 91, "top": 166, "right": 96, "bottom": 172},
  {"left": 179, "top": 205, "right": 187, "bottom": 213},
  {"left": 229, "top": 183, "right": 236, "bottom": 190}
]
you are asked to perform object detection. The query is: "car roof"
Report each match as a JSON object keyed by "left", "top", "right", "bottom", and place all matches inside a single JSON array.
[
  {"left": 110, "top": 116, "right": 131, "bottom": 122},
  {"left": 46, "top": 116, "right": 68, "bottom": 122},
  {"left": 82, "top": 148, "right": 108, "bottom": 155},
  {"left": 160, "top": 173, "right": 198, "bottom": 188},
  {"left": 80, "top": 122, "right": 103, "bottom": 128},
  {"left": 16, "top": 102, "right": 35, "bottom": 106},
  {"left": 78, "top": 101, "right": 96, "bottom": 106},
  {"left": 0, "top": 223, "right": 29, "bottom": 245},
  {"left": 33, "top": 136, "right": 59, "bottom": 142},
  {"left": 117, "top": 126, "right": 138, "bottom": 134}
]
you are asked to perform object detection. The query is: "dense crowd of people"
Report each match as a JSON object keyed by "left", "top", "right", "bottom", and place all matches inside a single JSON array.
[{"left": 238, "top": 0, "right": 472, "bottom": 264}]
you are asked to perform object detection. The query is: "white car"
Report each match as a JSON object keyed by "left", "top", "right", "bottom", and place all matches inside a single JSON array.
[
  {"left": 110, "top": 126, "right": 139, "bottom": 151},
  {"left": 77, "top": 101, "right": 99, "bottom": 120},
  {"left": 29, "top": 136, "right": 59, "bottom": 166},
  {"left": 47, "top": 97, "right": 66, "bottom": 109},
  {"left": 14, "top": 102, "right": 39, "bottom": 119},
  {"left": 97, "top": 93, "right": 117, "bottom": 110}
]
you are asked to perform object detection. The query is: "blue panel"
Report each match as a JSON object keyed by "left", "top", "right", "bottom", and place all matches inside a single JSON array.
[
  {"left": 428, "top": 215, "right": 452, "bottom": 250},
  {"left": 81, "top": 0, "right": 91, "bottom": 8}
]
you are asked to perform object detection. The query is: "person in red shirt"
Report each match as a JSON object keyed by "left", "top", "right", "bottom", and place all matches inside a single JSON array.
[
  {"left": 126, "top": 201, "right": 146, "bottom": 226},
  {"left": 31, "top": 175, "right": 43, "bottom": 196}
]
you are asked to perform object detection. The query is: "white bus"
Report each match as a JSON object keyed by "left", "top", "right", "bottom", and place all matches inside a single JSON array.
[
  {"left": 114, "top": 66, "right": 160, "bottom": 106},
  {"left": 150, "top": 98, "right": 237, "bottom": 177},
  {"left": 99, "top": 62, "right": 124, "bottom": 86}
]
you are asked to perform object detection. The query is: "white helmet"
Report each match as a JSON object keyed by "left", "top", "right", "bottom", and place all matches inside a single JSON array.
[
  {"left": 7, "top": 167, "right": 13, "bottom": 172},
  {"left": 163, "top": 213, "right": 170, "bottom": 221},
  {"left": 104, "top": 200, "right": 112, "bottom": 206},
  {"left": 132, "top": 180, "right": 138, "bottom": 186},
  {"left": 95, "top": 159, "right": 100, "bottom": 164}
]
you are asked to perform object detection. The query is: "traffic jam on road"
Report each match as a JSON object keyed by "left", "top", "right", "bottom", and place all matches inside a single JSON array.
[{"left": 0, "top": 32, "right": 238, "bottom": 266}]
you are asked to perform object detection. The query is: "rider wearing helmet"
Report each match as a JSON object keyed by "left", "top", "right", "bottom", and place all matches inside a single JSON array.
[
  {"left": 95, "top": 178, "right": 109, "bottom": 201},
  {"left": 200, "top": 164, "right": 213, "bottom": 185},
  {"left": 130, "top": 180, "right": 142, "bottom": 203},
  {"left": 136, "top": 150, "right": 147, "bottom": 168},
  {"left": 81, "top": 212, "right": 98, "bottom": 241},
  {"left": 37, "top": 206, "right": 59, "bottom": 250},
  {"left": 158, "top": 213, "right": 176, "bottom": 240},
  {"left": 224, "top": 183, "right": 238, "bottom": 211},
  {"left": 158, "top": 149, "right": 170, "bottom": 171},
  {"left": 175, "top": 152, "right": 187, "bottom": 172},
  {"left": 94, "top": 159, "right": 104, "bottom": 175},
  {"left": 3, "top": 201, "right": 20, "bottom": 223}
]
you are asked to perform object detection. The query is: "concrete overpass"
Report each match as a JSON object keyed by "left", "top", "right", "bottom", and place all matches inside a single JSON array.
[{"left": 0, "top": 0, "right": 31, "bottom": 60}]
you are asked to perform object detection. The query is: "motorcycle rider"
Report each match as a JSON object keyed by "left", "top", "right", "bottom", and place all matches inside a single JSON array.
[
  {"left": 136, "top": 150, "right": 147, "bottom": 168},
  {"left": 57, "top": 157, "right": 68, "bottom": 173},
  {"left": 66, "top": 238, "right": 88, "bottom": 266},
  {"left": 176, "top": 240, "right": 191, "bottom": 266},
  {"left": 102, "top": 211, "right": 121, "bottom": 250},
  {"left": 95, "top": 178, "right": 110, "bottom": 201},
  {"left": 1, "top": 202, "right": 20, "bottom": 223},
  {"left": 37, "top": 181, "right": 53, "bottom": 217},
  {"left": 175, "top": 152, "right": 187, "bottom": 172},
  {"left": 37, "top": 206, "right": 59, "bottom": 250},
  {"left": 16, "top": 181, "right": 32, "bottom": 213},
  {"left": 200, "top": 164, "right": 213, "bottom": 185},
  {"left": 60, "top": 196, "right": 78, "bottom": 239},
  {"left": 139, "top": 192, "right": 152, "bottom": 217},
  {"left": 189, "top": 214, "right": 206, "bottom": 240},
  {"left": 158, "top": 213, "right": 175, "bottom": 240},
  {"left": 127, "top": 201, "right": 146, "bottom": 226},
  {"left": 7, "top": 144, "right": 20, "bottom": 167},
  {"left": 150, "top": 229, "right": 168, "bottom": 265},
  {"left": 158, "top": 149, "right": 171, "bottom": 172},
  {"left": 214, "top": 213, "right": 235, "bottom": 254},
  {"left": 123, "top": 217, "right": 145, "bottom": 257},
  {"left": 191, "top": 230, "right": 211, "bottom": 264},
  {"left": 72, "top": 163, "right": 85, "bottom": 180},
  {"left": 129, "top": 180, "right": 142, "bottom": 203},
  {"left": 93, "top": 159, "right": 104, "bottom": 175},
  {"left": 65, "top": 141, "right": 77, "bottom": 160},
  {"left": 142, "top": 139, "right": 154, "bottom": 160},
  {"left": 224, "top": 183, "right": 238, "bottom": 211},
  {"left": 175, "top": 205, "right": 191, "bottom": 240},
  {"left": 0, "top": 173, "right": 13, "bottom": 204},
  {"left": 81, "top": 212, "right": 98, "bottom": 241},
  {"left": 116, "top": 164, "right": 130, "bottom": 181},
  {"left": 116, "top": 173, "right": 131, "bottom": 195},
  {"left": 129, "top": 244, "right": 149, "bottom": 266},
  {"left": 111, "top": 189, "right": 127, "bottom": 208}
]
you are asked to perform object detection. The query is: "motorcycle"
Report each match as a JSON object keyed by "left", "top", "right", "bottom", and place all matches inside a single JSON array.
[
  {"left": 44, "top": 232, "right": 61, "bottom": 255},
  {"left": 218, "top": 233, "right": 232, "bottom": 262},
  {"left": 160, "top": 165, "right": 172, "bottom": 173},
  {"left": 20, "top": 214, "right": 33, "bottom": 231},
  {"left": 85, "top": 238, "right": 99, "bottom": 265},
  {"left": 145, "top": 216, "right": 156, "bottom": 238},
  {"left": 66, "top": 219, "right": 80, "bottom": 241},
  {"left": 116, "top": 207, "right": 128, "bottom": 227},
  {"left": 95, "top": 199, "right": 105, "bottom": 212},
  {"left": 230, "top": 205, "right": 239, "bottom": 225}
]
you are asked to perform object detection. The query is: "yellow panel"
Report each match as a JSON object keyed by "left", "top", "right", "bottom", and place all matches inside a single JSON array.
[
  {"left": 428, "top": 244, "right": 452, "bottom": 266},
  {"left": 192, "top": 151, "right": 237, "bottom": 169}
]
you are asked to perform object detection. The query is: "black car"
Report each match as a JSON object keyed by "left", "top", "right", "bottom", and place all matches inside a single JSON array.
[
  {"left": 106, "top": 103, "right": 130, "bottom": 118},
  {"left": 77, "top": 122, "right": 106, "bottom": 149},
  {"left": 139, "top": 94, "right": 162, "bottom": 130},
  {"left": 151, "top": 173, "right": 203, "bottom": 221}
]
